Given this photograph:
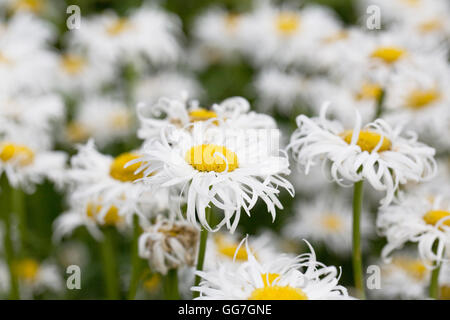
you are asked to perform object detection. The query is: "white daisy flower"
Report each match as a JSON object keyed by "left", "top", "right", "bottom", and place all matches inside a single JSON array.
[
  {"left": 253, "top": 68, "right": 306, "bottom": 116},
  {"left": 0, "top": 92, "right": 64, "bottom": 143},
  {"left": 2, "top": 0, "right": 58, "bottom": 16},
  {"left": 288, "top": 105, "right": 436, "bottom": 207},
  {"left": 383, "top": 56, "right": 450, "bottom": 151},
  {"left": 64, "top": 96, "right": 134, "bottom": 148},
  {"left": 239, "top": 3, "right": 343, "bottom": 66},
  {"left": 53, "top": 193, "right": 126, "bottom": 241},
  {"left": 65, "top": 140, "right": 152, "bottom": 222},
  {"left": 0, "top": 130, "right": 67, "bottom": 192},
  {"left": 304, "top": 77, "right": 383, "bottom": 126},
  {"left": 358, "top": 0, "right": 450, "bottom": 35},
  {"left": 134, "top": 72, "right": 202, "bottom": 105},
  {"left": 192, "top": 8, "right": 245, "bottom": 62},
  {"left": 327, "top": 29, "right": 445, "bottom": 86},
  {"left": 137, "top": 95, "right": 276, "bottom": 140},
  {"left": 138, "top": 215, "right": 199, "bottom": 275},
  {"left": 283, "top": 194, "right": 373, "bottom": 256},
  {"left": 204, "top": 232, "right": 282, "bottom": 269},
  {"left": 0, "top": 12, "right": 57, "bottom": 94},
  {"left": 192, "top": 240, "right": 351, "bottom": 300},
  {"left": 0, "top": 258, "right": 63, "bottom": 299},
  {"left": 136, "top": 120, "right": 293, "bottom": 233},
  {"left": 54, "top": 51, "right": 117, "bottom": 95},
  {"left": 439, "top": 261, "right": 450, "bottom": 300},
  {"left": 69, "top": 6, "right": 181, "bottom": 66},
  {"left": 372, "top": 252, "right": 430, "bottom": 300},
  {"left": 378, "top": 193, "right": 450, "bottom": 264}
]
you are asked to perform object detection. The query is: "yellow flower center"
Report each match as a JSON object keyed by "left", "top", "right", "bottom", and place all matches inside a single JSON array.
[
  {"left": 12, "top": 0, "right": 44, "bottom": 13},
  {"left": 341, "top": 130, "right": 392, "bottom": 153},
  {"left": 370, "top": 46, "right": 406, "bottom": 64},
  {"left": 106, "top": 18, "right": 132, "bottom": 36},
  {"left": 14, "top": 259, "right": 39, "bottom": 282},
  {"left": 0, "top": 142, "right": 35, "bottom": 166},
  {"left": 275, "top": 12, "right": 300, "bottom": 35},
  {"left": 66, "top": 122, "right": 90, "bottom": 143},
  {"left": 393, "top": 257, "right": 428, "bottom": 281},
  {"left": 86, "top": 202, "right": 122, "bottom": 226},
  {"left": 0, "top": 52, "right": 11, "bottom": 64},
  {"left": 322, "top": 31, "right": 349, "bottom": 43},
  {"left": 216, "top": 239, "right": 248, "bottom": 261},
  {"left": 400, "top": 0, "right": 421, "bottom": 7},
  {"left": 321, "top": 214, "right": 343, "bottom": 231},
  {"left": 109, "top": 152, "right": 144, "bottom": 182},
  {"left": 419, "top": 19, "right": 443, "bottom": 33},
  {"left": 440, "top": 285, "right": 450, "bottom": 300},
  {"left": 423, "top": 210, "right": 450, "bottom": 228},
  {"left": 249, "top": 273, "right": 308, "bottom": 300},
  {"left": 143, "top": 274, "right": 161, "bottom": 293},
  {"left": 109, "top": 111, "right": 132, "bottom": 129},
  {"left": 224, "top": 13, "right": 240, "bottom": 33},
  {"left": 261, "top": 273, "right": 280, "bottom": 286},
  {"left": 188, "top": 108, "right": 218, "bottom": 122},
  {"left": 406, "top": 89, "right": 440, "bottom": 110},
  {"left": 355, "top": 83, "right": 383, "bottom": 101},
  {"left": 185, "top": 144, "right": 238, "bottom": 173},
  {"left": 61, "top": 54, "right": 85, "bottom": 75}
]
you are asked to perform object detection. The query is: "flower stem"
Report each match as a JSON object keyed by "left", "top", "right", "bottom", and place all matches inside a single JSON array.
[
  {"left": 193, "top": 207, "right": 211, "bottom": 298},
  {"left": 163, "top": 269, "right": 180, "bottom": 300},
  {"left": 127, "top": 215, "right": 143, "bottom": 300},
  {"left": 352, "top": 180, "right": 366, "bottom": 299},
  {"left": 11, "top": 187, "right": 27, "bottom": 253},
  {"left": 429, "top": 243, "right": 442, "bottom": 299},
  {"left": 100, "top": 227, "right": 120, "bottom": 299},
  {"left": 375, "top": 88, "right": 385, "bottom": 119},
  {"left": 0, "top": 179, "right": 20, "bottom": 299}
]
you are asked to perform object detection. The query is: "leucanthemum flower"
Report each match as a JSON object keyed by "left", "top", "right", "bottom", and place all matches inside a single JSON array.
[
  {"left": 69, "top": 6, "right": 181, "bottom": 66},
  {"left": 204, "top": 232, "right": 281, "bottom": 269},
  {"left": 378, "top": 193, "right": 450, "bottom": 265},
  {"left": 137, "top": 95, "right": 276, "bottom": 140},
  {"left": 53, "top": 193, "right": 127, "bottom": 241},
  {"left": 55, "top": 51, "right": 116, "bottom": 95},
  {"left": 192, "top": 8, "right": 245, "bottom": 63},
  {"left": 138, "top": 215, "right": 199, "bottom": 275},
  {"left": 134, "top": 72, "right": 202, "bottom": 106},
  {"left": 64, "top": 96, "right": 134, "bottom": 148},
  {"left": 0, "top": 130, "right": 67, "bottom": 192},
  {"left": 253, "top": 68, "right": 307, "bottom": 116},
  {"left": 192, "top": 240, "right": 350, "bottom": 300},
  {"left": 372, "top": 251, "right": 430, "bottom": 300},
  {"left": 439, "top": 261, "right": 450, "bottom": 300},
  {"left": 0, "top": 258, "right": 63, "bottom": 299},
  {"left": 239, "top": 3, "right": 343, "bottom": 67},
  {"left": 0, "top": 92, "right": 64, "bottom": 143},
  {"left": 136, "top": 121, "right": 293, "bottom": 233},
  {"left": 283, "top": 194, "right": 373, "bottom": 256},
  {"left": 64, "top": 140, "right": 150, "bottom": 222},
  {"left": 288, "top": 105, "right": 436, "bottom": 207},
  {"left": 383, "top": 57, "right": 450, "bottom": 151},
  {"left": 0, "top": 12, "right": 57, "bottom": 94}
]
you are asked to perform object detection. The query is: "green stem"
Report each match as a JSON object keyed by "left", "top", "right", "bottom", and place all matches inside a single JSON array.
[
  {"left": 100, "top": 227, "right": 120, "bottom": 299},
  {"left": 11, "top": 187, "right": 27, "bottom": 253},
  {"left": 0, "top": 180, "right": 20, "bottom": 300},
  {"left": 352, "top": 180, "right": 365, "bottom": 299},
  {"left": 375, "top": 88, "right": 385, "bottom": 120},
  {"left": 163, "top": 269, "right": 180, "bottom": 300},
  {"left": 193, "top": 207, "right": 211, "bottom": 298},
  {"left": 127, "top": 215, "right": 143, "bottom": 300},
  {"left": 429, "top": 243, "right": 442, "bottom": 299}
]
